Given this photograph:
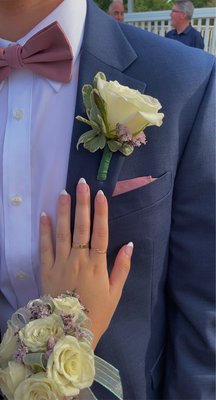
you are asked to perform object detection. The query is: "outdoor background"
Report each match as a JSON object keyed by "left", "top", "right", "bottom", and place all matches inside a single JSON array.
[{"left": 95, "top": 0, "right": 215, "bottom": 12}]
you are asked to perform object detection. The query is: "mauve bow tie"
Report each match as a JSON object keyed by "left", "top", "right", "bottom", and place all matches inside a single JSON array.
[{"left": 0, "top": 21, "right": 73, "bottom": 83}]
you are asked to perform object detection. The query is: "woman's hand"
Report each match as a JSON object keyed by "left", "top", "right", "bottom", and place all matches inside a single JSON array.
[{"left": 40, "top": 178, "right": 133, "bottom": 348}]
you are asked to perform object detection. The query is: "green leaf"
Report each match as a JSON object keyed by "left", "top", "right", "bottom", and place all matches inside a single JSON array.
[
  {"left": 92, "top": 89, "right": 111, "bottom": 137},
  {"left": 119, "top": 143, "right": 134, "bottom": 156},
  {"left": 89, "top": 90, "right": 101, "bottom": 123},
  {"left": 32, "top": 365, "right": 44, "bottom": 373},
  {"left": 96, "top": 113, "right": 107, "bottom": 135},
  {"left": 76, "top": 129, "right": 99, "bottom": 149},
  {"left": 82, "top": 84, "right": 93, "bottom": 110},
  {"left": 107, "top": 140, "right": 122, "bottom": 152},
  {"left": 84, "top": 135, "right": 106, "bottom": 152},
  {"left": 93, "top": 89, "right": 107, "bottom": 119},
  {"left": 89, "top": 91, "right": 108, "bottom": 134},
  {"left": 76, "top": 115, "right": 99, "bottom": 129},
  {"left": 93, "top": 71, "right": 106, "bottom": 88}
]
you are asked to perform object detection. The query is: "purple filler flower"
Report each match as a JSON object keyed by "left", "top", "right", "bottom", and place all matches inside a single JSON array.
[
  {"left": 61, "top": 314, "right": 87, "bottom": 339},
  {"left": 29, "top": 303, "right": 52, "bottom": 320},
  {"left": 116, "top": 123, "right": 147, "bottom": 147},
  {"left": 116, "top": 123, "right": 132, "bottom": 142},
  {"left": 15, "top": 344, "right": 28, "bottom": 363},
  {"left": 131, "top": 131, "right": 147, "bottom": 147}
]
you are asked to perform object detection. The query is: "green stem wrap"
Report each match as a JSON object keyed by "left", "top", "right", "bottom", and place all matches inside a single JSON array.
[{"left": 97, "top": 144, "right": 113, "bottom": 181}]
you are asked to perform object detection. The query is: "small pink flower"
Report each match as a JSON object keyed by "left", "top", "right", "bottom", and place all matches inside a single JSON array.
[
  {"left": 116, "top": 123, "right": 132, "bottom": 142},
  {"left": 132, "top": 131, "right": 147, "bottom": 147}
]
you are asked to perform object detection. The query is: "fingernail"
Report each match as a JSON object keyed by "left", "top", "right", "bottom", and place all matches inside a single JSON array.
[
  {"left": 59, "top": 189, "right": 69, "bottom": 204},
  {"left": 60, "top": 189, "right": 68, "bottom": 195},
  {"left": 78, "top": 177, "right": 86, "bottom": 184},
  {"left": 125, "top": 242, "right": 134, "bottom": 256},
  {"left": 40, "top": 211, "right": 48, "bottom": 224},
  {"left": 77, "top": 177, "right": 88, "bottom": 192},
  {"left": 96, "top": 189, "right": 105, "bottom": 203}
]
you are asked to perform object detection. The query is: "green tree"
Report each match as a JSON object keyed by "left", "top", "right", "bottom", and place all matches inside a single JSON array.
[
  {"left": 95, "top": 0, "right": 128, "bottom": 11},
  {"left": 134, "top": 0, "right": 171, "bottom": 11},
  {"left": 95, "top": 0, "right": 214, "bottom": 11},
  {"left": 134, "top": 0, "right": 212, "bottom": 11},
  {"left": 95, "top": 0, "right": 110, "bottom": 11}
]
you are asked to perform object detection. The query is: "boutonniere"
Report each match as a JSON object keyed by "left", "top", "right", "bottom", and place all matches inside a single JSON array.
[{"left": 76, "top": 72, "right": 164, "bottom": 181}]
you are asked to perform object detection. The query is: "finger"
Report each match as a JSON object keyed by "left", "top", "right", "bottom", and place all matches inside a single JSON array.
[
  {"left": 40, "top": 212, "right": 55, "bottom": 273},
  {"left": 72, "top": 178, "right": 90, "bottom": 249},
  {"left": 109, "top": 242, "right": 133, "bottom": 300},
  {"left": 90, "top": 190, "right": 108, "bottom": 258},
  {"left": 56, "top": 191, "right": 71, "bottom": 261}
]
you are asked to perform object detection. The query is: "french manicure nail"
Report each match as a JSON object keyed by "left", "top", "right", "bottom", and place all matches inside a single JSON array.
[
  {"left": 125, "top": 242, "right": 134, "bottom": 257},
  {"left": 78, "top": 177, "right": 86, "bottom": 184},
  {"left": 96, "top": 189, "right": 105, "bottom": 203},
  {"left": 40, "top": 211, "right": 48, "bottom": 225},
  {"left": 78, "top": 177, "right": 88, "bottom": 192},
  {"left": 60, "top": 189, "right": 68, "bottom": 195},
  {"left": 59, "top": 189, "right": 69, "bottom": 204},
  {"left": 97, "top": 189, "right": 104, "bottom": 196}
]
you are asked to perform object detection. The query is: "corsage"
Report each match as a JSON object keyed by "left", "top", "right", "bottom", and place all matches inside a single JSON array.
[{"left": 0, "top": 292, "right": 123, "bottom": 400}]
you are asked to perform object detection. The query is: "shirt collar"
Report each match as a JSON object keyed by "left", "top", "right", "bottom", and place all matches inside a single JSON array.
[
  {"left": 174, "top": 23, "right": 192, "bottom": 36},
  {"left": 182, "top": 23, "right": 192, "bottom": 35},
  {"left": 0, "top": 0, "right": 87, "bottom": 92}
]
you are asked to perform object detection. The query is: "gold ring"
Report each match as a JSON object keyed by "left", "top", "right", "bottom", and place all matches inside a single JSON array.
[
  {"left": 72, "top": 243, "right": 89, "bottom": 249},
  {"left": 91, "top": 248, "right": 107, "bottom": 254}
]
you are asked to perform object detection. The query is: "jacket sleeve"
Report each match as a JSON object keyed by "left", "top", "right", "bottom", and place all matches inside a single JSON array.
[{"left": 163, "top": 60, "right": 215, "bottom": 399}]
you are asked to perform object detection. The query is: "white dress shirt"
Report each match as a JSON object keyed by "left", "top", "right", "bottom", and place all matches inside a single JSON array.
[{"left": 0, "top": 0, "right": 87, "bottom": 334}]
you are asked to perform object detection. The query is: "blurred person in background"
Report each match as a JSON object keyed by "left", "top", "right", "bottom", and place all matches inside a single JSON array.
[
  {"left": 166, "top": 0, "right": 204, "bottom": 49},
  {"left": 108, "top": 0, "right": 124, "bottom": 22}
]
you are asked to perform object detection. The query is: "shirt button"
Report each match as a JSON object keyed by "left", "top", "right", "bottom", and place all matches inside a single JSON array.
[
  {"left": 13, "top": 108, "right": 24, "bottom": 120},
  {"left": 11, "top": 195, "right": 23, "bottom": 206},
  {"left": 16, "top": 271, "right": 28, "bottom": 281}
]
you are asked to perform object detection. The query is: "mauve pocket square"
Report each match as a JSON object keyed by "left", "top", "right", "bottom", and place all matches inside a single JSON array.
[{"left": 112, "top": 176, "right": 157, "bottom": 196}]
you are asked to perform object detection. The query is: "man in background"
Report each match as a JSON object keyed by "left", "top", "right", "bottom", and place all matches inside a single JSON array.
[
  {"left": 166, "top": 0, "right": 204, "bottom": 49},
  {"left": 108, "top": 0, "right": 124, "bottom": 22}
]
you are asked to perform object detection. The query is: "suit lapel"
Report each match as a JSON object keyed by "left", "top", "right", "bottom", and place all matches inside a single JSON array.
[{"left": 66, "top": 0, "right": 147, "bottom": 204}]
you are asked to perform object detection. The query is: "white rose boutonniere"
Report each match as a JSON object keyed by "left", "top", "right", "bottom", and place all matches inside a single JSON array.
[{"left": 76, "top": 72, "right": 164, "bottom": 181}]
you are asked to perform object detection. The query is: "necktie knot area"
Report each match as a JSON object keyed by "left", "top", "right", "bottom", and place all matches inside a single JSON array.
[{"left": 4, "top": 44, "right": 25, "bottom": 70}]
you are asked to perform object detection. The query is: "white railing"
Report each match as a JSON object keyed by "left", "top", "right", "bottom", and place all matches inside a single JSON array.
[{"left": 125, "top": 8, "right": 216, "bottom": 55}]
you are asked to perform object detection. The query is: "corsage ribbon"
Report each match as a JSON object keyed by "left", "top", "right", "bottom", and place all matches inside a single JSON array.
[{"left": 80, "top": 356, "right": 123, "bottom": 400}]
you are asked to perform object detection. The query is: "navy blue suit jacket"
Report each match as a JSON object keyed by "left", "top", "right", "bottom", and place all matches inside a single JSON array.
[{"left": 66, "top": 1, "right": 215, "bottom": 399}]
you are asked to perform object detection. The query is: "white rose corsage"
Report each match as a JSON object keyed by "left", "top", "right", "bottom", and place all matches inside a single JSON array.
[
  {"left": 76, "top": 72, "right": 164, "bottom": 181},
  {"left": 0, "top": 292, "right": 123, "bottom": 400}
]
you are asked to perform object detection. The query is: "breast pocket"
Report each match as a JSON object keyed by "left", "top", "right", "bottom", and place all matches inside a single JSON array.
[
  {"left": 107, "top": 171, "right": 172, "bottom": 254},
  {"left": 109, "top": 171, "right": 172, "bottom": 220}
]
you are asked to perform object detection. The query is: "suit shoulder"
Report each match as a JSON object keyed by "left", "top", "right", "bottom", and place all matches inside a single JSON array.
[{"left": 119, "top": 22, "right": 214, "bottom": 73}]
